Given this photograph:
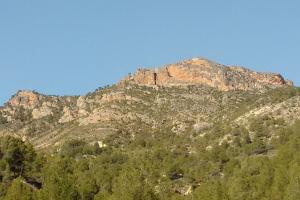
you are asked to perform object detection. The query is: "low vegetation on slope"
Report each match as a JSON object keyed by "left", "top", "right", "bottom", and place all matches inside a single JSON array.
[
  {"left": 1, "top": 85, "right": 300, "bottom": 150},
  {"left": 0, "top": 86, "right": 300, "bottom": 199}
]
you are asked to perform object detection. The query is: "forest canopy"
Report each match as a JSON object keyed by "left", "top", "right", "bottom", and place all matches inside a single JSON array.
[{"left": 0, "top": 120, "right": 300, "bottom": 199}]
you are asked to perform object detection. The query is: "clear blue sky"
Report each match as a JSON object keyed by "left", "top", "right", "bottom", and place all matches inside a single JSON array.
[{"left": 1, "top": 1, "right": 300, "bottom": 105}]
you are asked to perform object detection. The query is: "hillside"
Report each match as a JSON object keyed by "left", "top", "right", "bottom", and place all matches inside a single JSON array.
[
  {"left": 0, "top": 58, "right": 296, "bottom": 150},
  {"left": 0, "top": 58, "right": 300, "bottom": 199}
]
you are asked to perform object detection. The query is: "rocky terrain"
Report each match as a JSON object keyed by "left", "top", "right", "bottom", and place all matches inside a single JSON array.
[
  {"left": 122, "top": 58, "right": 293, "bottom": 91},
  {"left": 0, "top": 58, "right": 297, "bottom": 151}
]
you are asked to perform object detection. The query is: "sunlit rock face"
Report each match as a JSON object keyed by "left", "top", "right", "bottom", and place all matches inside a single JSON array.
[
  {"left": 8, "top": 90, "right": 40, "bottom": 109},
  {"left": 123, "top": 58, "right": 292, "bottom": 91}
]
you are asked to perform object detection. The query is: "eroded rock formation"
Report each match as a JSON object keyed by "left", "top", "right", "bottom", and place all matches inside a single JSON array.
[
  {"left": 8, "top": 90, "right": 40, "bottom": 109},
  {"left": 122, "top": 58, "right": 293, "bottom": 91}
]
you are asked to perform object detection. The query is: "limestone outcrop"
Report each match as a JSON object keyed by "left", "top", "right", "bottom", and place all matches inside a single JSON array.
[
  {"left": 8, "top": 90, "right": 40, "bottom": 109},
  {"left": 122, "top": 58, "right": 292, "bottom": 91}
]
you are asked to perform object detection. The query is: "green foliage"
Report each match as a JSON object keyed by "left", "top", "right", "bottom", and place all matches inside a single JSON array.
[
  {"left": 111, "top": 166, "right": 159, "bottom": 200},
  {"left": 60, "top": 139, "right": 102, "bottom": 158},
  {"left": 4, "top": 177, "right": 35, "bottom": 200},
  {"left": 0, "top": 136, "right": 37, "bottom": 180},
  {"left": 14, "top": 107, "right": 32, "bottom": 122},
  {"left": 39, "top": 157, "right": 79, "bottom": 200},
  {"left": 193, "top": 180, "right": 228, "bottom": 200},
  {"left": 0, "top": 114, "right": 7, "bottom": 124}
]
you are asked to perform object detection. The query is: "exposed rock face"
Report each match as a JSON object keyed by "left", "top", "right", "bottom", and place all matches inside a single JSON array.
[
  {"left": 8, "top": 90, "right": 40, "bottom": 109},
  {"left": 123, "top": 58, "right": 292, "bottom": 91},
  {"left": 32, "top": 102, "right": 53, "bottom": 119},
  {"left": 59, "top": 107, "right": 76, "bottom": 123}
]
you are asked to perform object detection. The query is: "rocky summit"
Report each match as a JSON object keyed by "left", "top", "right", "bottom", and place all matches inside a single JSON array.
[{"left": 122, "top": 58, "right": 293, "bottom": 91}]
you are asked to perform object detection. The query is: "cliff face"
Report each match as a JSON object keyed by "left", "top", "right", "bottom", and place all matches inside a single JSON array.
[
  {"left": 8, "top": 90, "right": 40, "bottom": 109},
  {"left": 123, "top": 58, "right": 293, "bottom": 91}
]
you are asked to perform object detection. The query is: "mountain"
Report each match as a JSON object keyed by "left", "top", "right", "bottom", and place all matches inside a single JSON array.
[
  {"left": 0, "top": 58, "right": 296, "bottom": 150},
  {"left": 1, "top": 58, "right": 300, "bottom": 199}
]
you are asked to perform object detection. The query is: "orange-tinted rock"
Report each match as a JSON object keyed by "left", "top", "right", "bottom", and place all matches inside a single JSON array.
[
  {"left": 123, "top": 58, "right": 292, "bottom": 91},
  {"left": 8, "top": 90, "right": 40, "bottom": 109}
]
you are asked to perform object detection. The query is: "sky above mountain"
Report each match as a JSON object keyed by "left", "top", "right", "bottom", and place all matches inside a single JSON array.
[{"left": 0, "top": 0, "right": 299, "bottom": 105}]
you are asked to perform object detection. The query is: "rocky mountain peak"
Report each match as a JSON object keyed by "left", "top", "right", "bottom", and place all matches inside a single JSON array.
[
  {"left": 8, "top": 90, "right": 40, "bottom": 109},
  {"left": 122, "top": 58, "right": 293, "bottom": 91}
]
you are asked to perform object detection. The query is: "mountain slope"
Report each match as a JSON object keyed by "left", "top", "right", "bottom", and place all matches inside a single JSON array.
[
  {"left": 1, "top": 58, "right": 300, "bottom": 199},
  {"left": 0, "top": 58, "right": 297, "bottom": 151}
]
